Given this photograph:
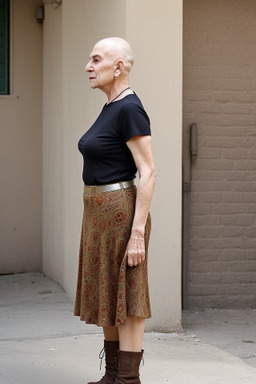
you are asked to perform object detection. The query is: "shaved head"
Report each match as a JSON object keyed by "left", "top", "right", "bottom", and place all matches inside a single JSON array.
[{"left": 93, "top": 37, "right": 134, "bottom": 73}]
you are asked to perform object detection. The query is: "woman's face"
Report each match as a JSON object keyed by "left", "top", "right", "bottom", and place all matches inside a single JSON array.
[{"left": 85, "top": 43, "right": 116, "bottom": 90}]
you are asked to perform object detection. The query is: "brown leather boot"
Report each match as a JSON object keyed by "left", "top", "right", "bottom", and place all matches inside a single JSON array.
[
  {"left": 114, "top": 350, "right": 143, "bottom": 384},
  {"left": 88, "top": 340, "right": 119, "bottom": 384}
]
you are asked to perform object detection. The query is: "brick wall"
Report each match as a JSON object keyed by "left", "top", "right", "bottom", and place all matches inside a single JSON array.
[{"left": 183, "top": 0, "right": 256, "bottom": 308}]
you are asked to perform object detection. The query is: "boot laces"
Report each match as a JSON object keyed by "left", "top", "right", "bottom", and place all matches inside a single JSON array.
[{"left": 98, "top": 346, "right": 105, "bottom": 370}]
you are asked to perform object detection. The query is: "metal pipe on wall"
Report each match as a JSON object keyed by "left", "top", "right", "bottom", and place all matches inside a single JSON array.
[{"left": 182, "top": 123, "right": 198, "bottom": 309}]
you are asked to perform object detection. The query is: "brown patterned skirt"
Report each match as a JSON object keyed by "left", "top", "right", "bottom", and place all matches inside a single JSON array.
[{"left": 74, "top": 185, "right": 151, "bottom": 327}]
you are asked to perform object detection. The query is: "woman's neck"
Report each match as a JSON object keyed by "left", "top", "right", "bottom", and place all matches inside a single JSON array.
[{"left": 106, "top": 82, "right": 131, "bottom": 104}]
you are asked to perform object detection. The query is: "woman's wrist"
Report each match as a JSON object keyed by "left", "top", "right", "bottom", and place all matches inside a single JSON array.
[{"left": 131, "top": 228, "right": 145, "bottom": 238}]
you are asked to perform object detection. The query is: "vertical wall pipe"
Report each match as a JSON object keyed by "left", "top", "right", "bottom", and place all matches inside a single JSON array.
[{"left": 182, "top": 123, "right": 197, "bottom": 309}]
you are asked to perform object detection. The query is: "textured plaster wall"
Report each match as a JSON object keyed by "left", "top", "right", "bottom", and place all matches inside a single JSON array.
[
  {"left": 0, "top": 0, "right": 42, "bottom": 273},
  {"left": 126, "top": 0, "right": 183, "bottom": 330}
]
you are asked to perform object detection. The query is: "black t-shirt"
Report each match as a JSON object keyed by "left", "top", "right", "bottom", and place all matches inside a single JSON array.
[{"left": 78, "top": 93, "right": 151, "bottom": 185}]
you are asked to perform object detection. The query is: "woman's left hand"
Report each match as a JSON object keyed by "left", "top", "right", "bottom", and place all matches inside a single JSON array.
[{"left": 127, "top": 234, "right": 145, "bottom": 267}]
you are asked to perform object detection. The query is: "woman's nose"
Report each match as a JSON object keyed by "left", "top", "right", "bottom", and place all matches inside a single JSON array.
[{"left": 85, "top": 62, "right": 91, "bottom": 72}]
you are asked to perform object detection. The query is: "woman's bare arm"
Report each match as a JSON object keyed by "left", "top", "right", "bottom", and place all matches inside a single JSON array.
[{"left": 126, "top": 135, "right": 156, "bottom": 267}]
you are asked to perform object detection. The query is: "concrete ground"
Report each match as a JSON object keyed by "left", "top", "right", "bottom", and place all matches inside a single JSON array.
[{"left": 0, "top": 273, "right": 255, "bottom": 384}]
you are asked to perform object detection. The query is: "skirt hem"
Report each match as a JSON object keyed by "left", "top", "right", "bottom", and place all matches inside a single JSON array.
[{"left": 74, "top": 312, "right": 152, "bottom": 327}]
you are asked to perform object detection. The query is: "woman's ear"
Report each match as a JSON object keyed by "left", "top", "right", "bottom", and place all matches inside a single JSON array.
[{"left": 114, "top": 60, "right": 125, "bottom": 78}]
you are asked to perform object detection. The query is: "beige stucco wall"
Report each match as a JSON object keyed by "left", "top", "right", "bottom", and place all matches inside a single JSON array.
[
  {"left": 0, "top": 0, "right": 42, "bottom": 273},
  {"left": 42, "top": 2, "right": 64, "bottom": 285},
  {"left": 126, "top": 1, "right": 183, "bottom": 330},
  {"left": 43, "top": 0, "right": 182, "bottom": 331}
]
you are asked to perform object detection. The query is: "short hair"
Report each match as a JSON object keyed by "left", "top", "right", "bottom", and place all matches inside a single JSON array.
[{"left": 97, "top": 37, "right": 134, "bottom": 73}]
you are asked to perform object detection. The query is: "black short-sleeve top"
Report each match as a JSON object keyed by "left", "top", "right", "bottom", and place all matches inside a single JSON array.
[{"left": 78, "top": 93, "right": 151, "bottom": 185}]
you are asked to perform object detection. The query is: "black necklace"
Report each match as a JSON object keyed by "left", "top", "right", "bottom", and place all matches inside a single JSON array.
[{"left": 107, "top": 87, "right": 130, "bottom": 105}]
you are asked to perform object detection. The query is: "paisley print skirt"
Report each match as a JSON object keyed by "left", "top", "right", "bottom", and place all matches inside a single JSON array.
[{"left": 74, "top": 185, "right": 151, "bottom": 327}]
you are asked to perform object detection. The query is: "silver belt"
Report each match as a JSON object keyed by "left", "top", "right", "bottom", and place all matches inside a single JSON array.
[{"left": 84, "top": 180, "right": 135, "bottom": 195}]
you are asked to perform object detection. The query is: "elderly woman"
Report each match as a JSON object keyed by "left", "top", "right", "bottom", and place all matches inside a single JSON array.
[{"left": 74, "top": 37, "right": 156, "bottom": 384}]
